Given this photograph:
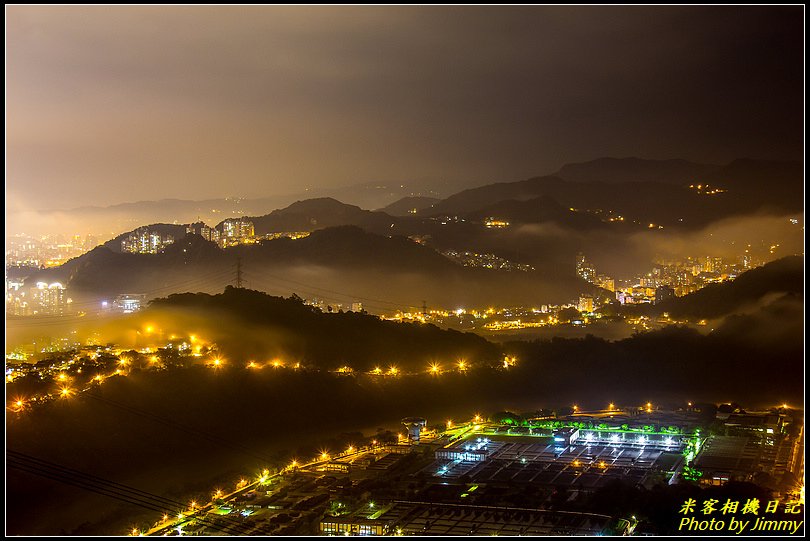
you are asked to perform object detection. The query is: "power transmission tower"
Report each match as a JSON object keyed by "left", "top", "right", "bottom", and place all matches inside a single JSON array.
[{"left": 235, "top": 257, "right": 243, "bottom": 288}]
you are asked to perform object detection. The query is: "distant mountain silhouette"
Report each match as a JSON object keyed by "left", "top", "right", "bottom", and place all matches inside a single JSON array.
[
  {"left": 9, "top": 178, "right": 462, "bottom": 239},
  {"left": 556, "top": 157, "right": 718, "bottom": 184},
  {"left": 244, "top": 225, "right": 456, "bottom": 269},
  {"left": 17, "top": 157, "right": 802, "bottom": 309},
  {"left": 381, "top": 196, "right": 440, "bottom": 216},
  {"left": 27, "top": 226, "right": 590, "bottom": 307},
  {"left": 428, "top": 175, "right": 566, "bottom": 216},
  {"left": 700, "top": 159, "right": 802, "bottom": 207},
  {"left": 239, "top": 198, "right": 403, "bottom": 234},
  {"left": 428, "top": 158, "right": 802, "bottom": 228},
  {"left": 462, "top": 195, "right": 608, "bottom": 230}
]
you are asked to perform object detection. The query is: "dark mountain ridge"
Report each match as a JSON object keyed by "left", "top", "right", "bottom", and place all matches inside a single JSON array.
[
  {"left": 556, "top": 157, "right": 718, "bottom": 184},
  {"left": 27, "top": 226, "right": 592, "bottom": 307}
]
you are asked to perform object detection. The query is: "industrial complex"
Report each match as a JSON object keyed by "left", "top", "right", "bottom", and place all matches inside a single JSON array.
[{"left": 140, "top": 405, "right": 803, "bottom": 536}]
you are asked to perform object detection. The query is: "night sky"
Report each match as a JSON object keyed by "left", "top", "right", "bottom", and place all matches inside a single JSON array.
[{"left": 6, "top": 6, "right": 803, "bottom": 210}]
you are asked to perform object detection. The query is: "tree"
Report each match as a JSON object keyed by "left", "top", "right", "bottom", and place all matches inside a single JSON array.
[{"left": 557, "top": 307, "right": 582, "bottom": 323}]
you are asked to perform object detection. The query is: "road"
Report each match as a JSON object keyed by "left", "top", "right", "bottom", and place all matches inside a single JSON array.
[{"left": 142, "top": 442, "right": 386, "bottom": 536}]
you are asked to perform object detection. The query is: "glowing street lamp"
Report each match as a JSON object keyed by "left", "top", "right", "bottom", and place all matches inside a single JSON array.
[{"left": 429, "top": 363, "right": 441, "bottom": 375}]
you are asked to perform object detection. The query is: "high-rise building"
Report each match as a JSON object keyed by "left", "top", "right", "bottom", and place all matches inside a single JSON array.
[
  {"left": 222, "top": 219, "right": 255, "bottom": 239},
  {"left": 595, "top": 274, "right": 615, "bottom": 292},
  {"left": 575, "top": 253, "right": 596, "bottom": 283},
  {"left": 121, "top": 229, "right": 174, "bottom": 254},
  {"left": 6, "top": 278, "right": 29, "bottom": 316},
  {"left": 654, "top": 285, "right": 676, "bottom": 305},
  {"left": 577, "top": 294, "right": 594, "bottom": 314},
  {"left": 29, "top": 281, "right": 69, "bottom": 315},
  {"left": 187, "top": 223, "right": 220, "bottom": 243}
]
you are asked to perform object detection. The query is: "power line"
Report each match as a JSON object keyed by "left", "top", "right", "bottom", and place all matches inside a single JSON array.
[
  {"left": 239, "top": 269, "right": 419, "bottom": 312},
  {"left": 7, "top": 450, "right": 273, "bottom": 535},
  {"left": 81, "top": 392, "right": 278, "bottom": 464},
  {"left": 235, "top": 257, "right": 243, "bottom": 289}
]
